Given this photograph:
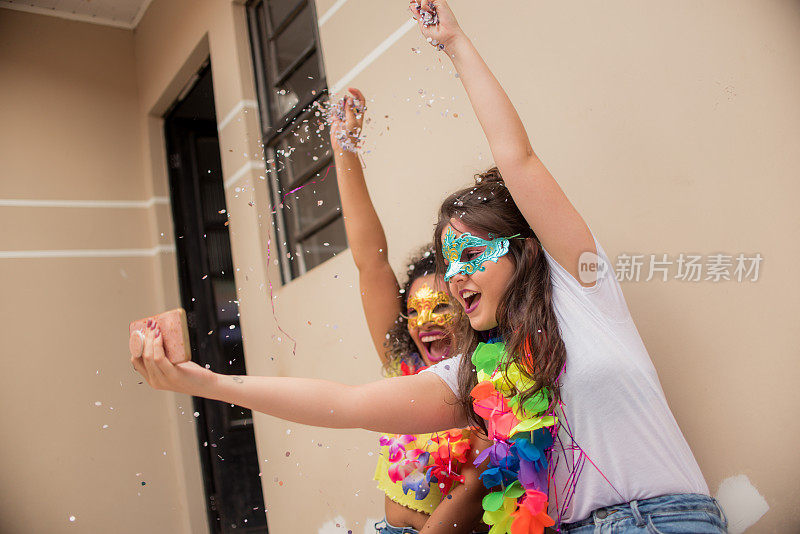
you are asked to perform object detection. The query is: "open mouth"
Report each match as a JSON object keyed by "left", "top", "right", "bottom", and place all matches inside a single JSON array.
[
  {"left": 460, "top": 289, "right": 481, "bottom": 314},
  {"left": 419, "top": 330, "right": 450, "bottom": 363}
]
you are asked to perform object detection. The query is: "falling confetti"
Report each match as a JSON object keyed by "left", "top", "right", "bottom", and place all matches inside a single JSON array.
[
  {"left": 412, "top": 0, "right": 439, "bottom": 27},
  {"left": 314, "top": 97, "right": 363, "bottom": 153},
  {"left": 264, "top": 232, "right": 298, "bottom": 355}
]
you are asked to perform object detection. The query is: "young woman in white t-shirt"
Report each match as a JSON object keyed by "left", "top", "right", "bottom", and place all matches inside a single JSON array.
[
  {"left": 415, "top": 1, "right": 726, "bottom": 531},
  {"left": 132, "top": 1, "right": 727, "bottom": 531}
]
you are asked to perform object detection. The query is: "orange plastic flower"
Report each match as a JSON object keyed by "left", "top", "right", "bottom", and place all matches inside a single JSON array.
[
  {"left": 509, "top": 490, "right": 554, "bottom": 534},
  {"left": 431, "top": 430, "right": 470, "bottom": 464},
  {"left": 471, "top": 381, "right": 520, "bottom": 440}
]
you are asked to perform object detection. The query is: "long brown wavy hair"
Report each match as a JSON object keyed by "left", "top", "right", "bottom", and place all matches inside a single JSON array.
[{"left": 433, "top": 167, "right": 567, "bottom": 431}]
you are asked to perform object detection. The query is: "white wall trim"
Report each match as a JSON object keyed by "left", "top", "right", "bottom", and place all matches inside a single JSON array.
[
  {"left": 330, "top": 19, "right": 416, "bottom": 94},
  {"left": 318, "top": 0, "right": 349, "bottom": 27},
  {"left": 0, "top": 1, "right": 137, "bottom": 29},
  {"left": 0, "top": 197, "right": 170, "bottom": 209},
  {"left": 224, "top": 160, "right": 265, "bottom": 189},
  {"left": 0, "top": 244, "right": 176, "bottom": 259},
  {"left": 218, "top": 99, "right": 259, "bottom": 131}
]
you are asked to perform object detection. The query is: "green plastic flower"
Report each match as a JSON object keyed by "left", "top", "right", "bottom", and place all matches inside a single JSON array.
[
  {"left": 472, "top": 342, "right": 506, "bottom": 375},
  {"left": 510, "top": 415, "right": 557, "bottom": 436},
  {"left": 483, "top": 494, "right": 517, "bottom": 534},
  {"left": 482, "top": 481, "right": 526, "bottom": 533},
  {"left": 507, "top": 387, "right": 550, "bottom": 420}
]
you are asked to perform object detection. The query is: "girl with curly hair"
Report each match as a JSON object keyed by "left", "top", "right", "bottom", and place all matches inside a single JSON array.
[{"left": 330, "top": 88, "right": 489, "bottom": 533}]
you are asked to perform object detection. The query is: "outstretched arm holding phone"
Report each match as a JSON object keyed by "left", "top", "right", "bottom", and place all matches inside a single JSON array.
[{"left": 131, "top": 323, "right": 463, "bottom": 434}]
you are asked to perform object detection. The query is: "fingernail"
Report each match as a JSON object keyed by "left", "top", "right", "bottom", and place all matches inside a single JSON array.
[
  {"left": 155, "top": 330, "right": 161, "bottom": 338},
  {"left": 146, "top": 319, "right": 152, "bottom": 328}
]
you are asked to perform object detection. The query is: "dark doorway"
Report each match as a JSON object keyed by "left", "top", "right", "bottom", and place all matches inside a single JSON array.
[{"left": 164, "top": 63, "right": 268, "bottom": 534}]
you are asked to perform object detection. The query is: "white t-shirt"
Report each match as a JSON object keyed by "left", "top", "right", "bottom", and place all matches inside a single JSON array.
[{"left": 423, "top": 232, "right": 708, "bottom": 523}]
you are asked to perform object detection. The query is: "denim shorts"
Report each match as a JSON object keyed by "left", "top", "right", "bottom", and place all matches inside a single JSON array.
[
  {"left": 374, "top": 518, "right": 419, "bottom": 534},
  {"left": 559, "top": 493, "right": 728, "bottom": 533},
  {"left": 374, "top": 518, "right": 490, "bottom": 534}
]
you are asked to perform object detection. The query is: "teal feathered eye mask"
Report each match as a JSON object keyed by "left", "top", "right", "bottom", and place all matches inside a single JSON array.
[{"left": 442, "top": 226, "right": 513, "bottom": 281}]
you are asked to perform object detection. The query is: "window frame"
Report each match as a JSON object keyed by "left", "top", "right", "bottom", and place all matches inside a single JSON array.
[{"left": 246, "top": 0, "right": 346, "bottom": 282}]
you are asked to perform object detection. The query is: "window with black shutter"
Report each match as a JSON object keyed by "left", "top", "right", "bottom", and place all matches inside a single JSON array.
[{"left": 247, "top": 0, "right": 347, "bottom": 281}]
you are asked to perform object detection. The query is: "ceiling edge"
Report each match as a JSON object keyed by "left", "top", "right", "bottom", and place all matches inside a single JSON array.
[
  {"left": 130, "top": 0, "right": 153, "bottom": 29},
  {"left": 0, "top": 1, "right": 136, "bottom": 30}
]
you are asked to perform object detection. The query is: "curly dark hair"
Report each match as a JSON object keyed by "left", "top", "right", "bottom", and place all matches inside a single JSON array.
[
  {"left": 433, "top": 167, "right": 567, "bottom": 432},
  {"left": 381, "top": 244, "right": 438, "bottom": 376}
]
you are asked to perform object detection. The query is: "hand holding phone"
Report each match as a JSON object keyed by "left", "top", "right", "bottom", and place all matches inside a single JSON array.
[
  {"left": 130, "top": 311, "right": 216, "bottom": 397},
  {"left": 129, "top": 308, "right": 191, "bottom": 364}
]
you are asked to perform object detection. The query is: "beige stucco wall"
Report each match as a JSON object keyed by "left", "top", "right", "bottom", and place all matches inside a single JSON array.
[
  {"left": 1, "top": 0, "right": 798, "bottom": 532},
  {"left": 0, "top": 8, "right": 205, "bottom": 534}
]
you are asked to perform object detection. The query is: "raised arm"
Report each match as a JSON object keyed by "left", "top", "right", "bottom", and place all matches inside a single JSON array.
[
  {"left": 412, "top": 1, "right": 597, "bottom": 285},
  {"left": 329, "top": 88, "right": 403, "bottom": 360},
  {"left": 132, "top": 324, "right": 464, "bottom": 434}
]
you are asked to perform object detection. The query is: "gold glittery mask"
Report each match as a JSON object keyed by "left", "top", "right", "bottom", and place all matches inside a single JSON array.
[{"left": 407, "top": 284, "right": 454, "bottom": 329}]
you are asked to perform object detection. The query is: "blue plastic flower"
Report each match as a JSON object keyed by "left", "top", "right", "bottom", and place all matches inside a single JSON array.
[
  {"left": 479, "top": 466, "right": 518, "bottom": 489},
  {"left": 512, "top": 430, "right": 553, "bottom": 492},
  {"left": 402, "top": 470, "right": 432, "bottom": 500},
  {"left": 514, "top": 438, "right": 546, "bottom": 470}
]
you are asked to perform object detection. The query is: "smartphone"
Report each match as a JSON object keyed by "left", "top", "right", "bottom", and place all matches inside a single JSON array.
[{"left": 129, "top": 308, "right": 191, "bottom": 364}]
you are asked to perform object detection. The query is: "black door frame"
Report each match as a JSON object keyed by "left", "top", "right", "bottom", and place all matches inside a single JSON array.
[{"left": 163, "top": 63, "right": 268, "bottom": 534}]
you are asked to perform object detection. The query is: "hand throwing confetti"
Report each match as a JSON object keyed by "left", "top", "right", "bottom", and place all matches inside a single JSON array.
[
  {"left": 315, "top": 92, "right": 365, "bottom": 154},
  {"left": 412, "top": 1, "right": 439, "bottom": 27}
]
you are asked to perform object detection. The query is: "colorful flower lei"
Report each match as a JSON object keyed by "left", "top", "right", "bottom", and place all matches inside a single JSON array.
[
  {"left": 377, "top": 357, "right": 471, "bottom": 501},
  {"left": 378, "top": 429, "right": 471, "bottom": 500},
  {"left": 471, "top": 341, "right": 557, "bottom": 534}
]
